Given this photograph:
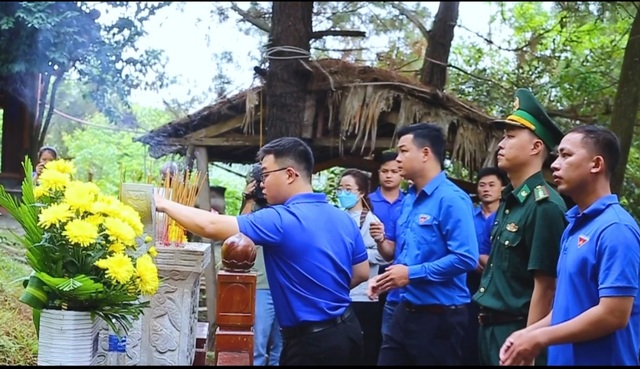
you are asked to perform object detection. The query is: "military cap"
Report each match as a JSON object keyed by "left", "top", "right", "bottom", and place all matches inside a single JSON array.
[{"left": 493, "top": 88, "right": 564, "bottom": 150}]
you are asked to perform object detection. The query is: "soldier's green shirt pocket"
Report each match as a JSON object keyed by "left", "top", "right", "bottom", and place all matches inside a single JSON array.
[{"left": 497, "top": 230, "right": 522, "bottom": 271}]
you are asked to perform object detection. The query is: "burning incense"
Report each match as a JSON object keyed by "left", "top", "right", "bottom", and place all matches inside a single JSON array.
[{"left": 156, "top": 168, "right": 206, "bottom": 247}]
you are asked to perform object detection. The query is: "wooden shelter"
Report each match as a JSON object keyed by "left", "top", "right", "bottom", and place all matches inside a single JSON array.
[
  {"left": 135, "top": 59, "right": 500, "bottom": 193},
  {"left": 0, "top": 74, "right": 39, "bottom": 191}
]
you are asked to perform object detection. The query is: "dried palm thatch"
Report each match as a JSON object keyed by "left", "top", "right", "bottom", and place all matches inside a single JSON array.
[{"left": 137, "top": 58, "right": 499, "bottom": 175}]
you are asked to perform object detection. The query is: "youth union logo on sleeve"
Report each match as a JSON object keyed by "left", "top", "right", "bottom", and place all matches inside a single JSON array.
[
  {"left": 418, "top": 214, "right": 431, "bottom": 224},
  {"left": 577, "top": 234, "right": 590, "bottom": 248}
]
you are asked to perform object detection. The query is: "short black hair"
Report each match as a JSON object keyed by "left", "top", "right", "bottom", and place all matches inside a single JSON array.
[
  {"left": 257, "top": 137, "right": 314, "bottom": 181},
  {"left": 477, "top": 166, "right": 508, "bottom": 186},
  {"left": 378, "top": 151, "right": 398, "bottom": 165},
  {"left": 566, "top": 124, "right": 621, "bottom": 178},
  {"left": 38, "top": 145, "right": 58, "bottom": 159},
  {"left": 396, "top": 123, "right": 446, "bottom": 168}
]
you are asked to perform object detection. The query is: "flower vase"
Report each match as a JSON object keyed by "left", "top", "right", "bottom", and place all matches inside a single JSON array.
[{"left": 37, "top": 309, "right": 100, "bottom": 366}]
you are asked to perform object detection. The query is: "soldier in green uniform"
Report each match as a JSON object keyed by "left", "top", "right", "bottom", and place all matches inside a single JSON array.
[{"left": 473, "top": 88, "right": 568, "bottom": 366}]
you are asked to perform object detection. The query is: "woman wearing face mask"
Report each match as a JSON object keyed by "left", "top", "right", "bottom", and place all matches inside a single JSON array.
[{"left": 337, "top": 168, "right": 387, "bottom": 366}]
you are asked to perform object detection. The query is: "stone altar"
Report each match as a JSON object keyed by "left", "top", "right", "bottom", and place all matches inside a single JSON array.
[{"left": 94, "top": 183, "right": 210, "bottom": 366}]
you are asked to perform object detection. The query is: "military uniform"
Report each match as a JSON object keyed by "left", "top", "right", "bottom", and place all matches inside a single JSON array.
[{"left": 473, "top": 88, "right": 567, "bottom": 366}]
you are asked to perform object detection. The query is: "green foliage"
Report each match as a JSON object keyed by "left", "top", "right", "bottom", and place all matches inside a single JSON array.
[
  {"left": 0, "top": 2, "right": 172, "bottom": 123},
  {"left": 0, "top": 250, "right": 37, "bottom": 365},
  {"left": 0, "top": 158, "right": 159, "bottom": 334},
  {"left": 61, "top": 105, "right": 170, "bottom": 196}
]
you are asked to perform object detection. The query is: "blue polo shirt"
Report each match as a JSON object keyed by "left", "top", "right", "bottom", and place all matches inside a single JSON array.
[
  {"left": 369, "top": 187, "right": 404, "bottom": 237},
  {"left": 237, "top": 192, "right": 368, "bottom": 328},
  {"left": 391, "top": 171, "right": 478, "bottom": 305},
  {"left": 548, "top": 194, "right": 640, "bottom": 366},
  {"left": 383, "top": 204, "right": 404, "bottom": 304},
  {"left": 473, "top": 206, "right": 496, "bottom": 255},
  {"left": 370, "top": 187, "right": 405, "bottom": 303}
]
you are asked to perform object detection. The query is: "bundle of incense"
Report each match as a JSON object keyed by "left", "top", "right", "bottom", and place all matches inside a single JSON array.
[{"left": 157, "top": 169, "right": 207, "bottom": 247}]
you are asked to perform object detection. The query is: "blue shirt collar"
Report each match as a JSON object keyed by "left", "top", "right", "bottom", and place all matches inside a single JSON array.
[
  {"left": 284, "top": 192, "right": 328, "bottom": 206},
  {"left": 370, "top": 187, "right": 404, "bottom": 203},
  {"left": 473, "top": 205, "right": 483, "bottom": 217},
  {"left": 408, "top": 171, "right": 447, "bottom": 197},
  {"left": 566, "top": 194, "right": 619, "bottom": 221}
]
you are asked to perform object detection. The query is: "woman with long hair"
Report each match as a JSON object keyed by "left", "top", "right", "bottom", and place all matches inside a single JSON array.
[{"left": 337, "top": 168, "right": 386, "bottom": 366}]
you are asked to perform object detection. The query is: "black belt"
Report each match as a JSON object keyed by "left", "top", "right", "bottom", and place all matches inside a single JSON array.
[
  {"left": 477, "top": 306, "right": 525, "bottom": 326},
  {"left": 403, "top": 301, "right": 466, "bottom": 314},
  {"left": 280, "top": 307, "right": 353, "bottom": 339}
]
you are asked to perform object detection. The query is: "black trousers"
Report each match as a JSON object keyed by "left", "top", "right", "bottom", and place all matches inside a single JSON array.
[
  {"left": 351, "top": 301, "right": 382, "bottom": 366},
  {"left": 378, "top": 301, "right": 468, "bottom": 365},
  {"left": 461, "top": 272, "right": 482, "bottom": 365},
  {"left": 279, "top": 310, "right": 364, "bottom": 366}
]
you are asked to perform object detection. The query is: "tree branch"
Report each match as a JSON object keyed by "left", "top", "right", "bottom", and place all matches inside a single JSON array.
[
  {"left": 39, "top": 74, "right": 64, "bottom": 149},
  {"left": 230, "top": 2, "right": 271, "bottom": 33},
  {"left": 546, "top": 109, "right": 598, "bottom": 124},
  {"left": 424, "top": 56, "right": 510, "bottom": 92},
  {"left": 456, "top": 14, "right": 567, "bottom": 53},
  {"left": 311, "top": 30, "right": 366, "bottom": 39},
  {"left": 389, "top": 2, "right": 430, "bottom": 39},
  {"left": 312, "top": 46, "right": 368, "bottom": 53}
]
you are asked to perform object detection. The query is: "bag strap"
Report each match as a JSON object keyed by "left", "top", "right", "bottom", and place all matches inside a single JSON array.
[{"left": 359, "top": 208, "right": 369, "bottom": 229}]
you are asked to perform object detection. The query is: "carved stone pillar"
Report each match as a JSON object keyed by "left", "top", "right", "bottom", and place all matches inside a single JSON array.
[{"left": 137, "top": 242, "right": 212, "bottom": 366}]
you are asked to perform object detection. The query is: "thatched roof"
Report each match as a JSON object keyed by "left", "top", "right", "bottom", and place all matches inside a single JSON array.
[{"left": 136, "top": 58, "right": 500, "bottom": 175}]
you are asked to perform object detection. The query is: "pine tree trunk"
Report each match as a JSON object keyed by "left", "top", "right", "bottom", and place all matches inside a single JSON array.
[
  {"left": 264, "top": 2, "right": 314, "bottom": 142},
  {"left": 610, "top": 8, "right": 640, "bottom": 194},
  {"left": 419, "top": 2, "right": 459, "bottom": 90}
]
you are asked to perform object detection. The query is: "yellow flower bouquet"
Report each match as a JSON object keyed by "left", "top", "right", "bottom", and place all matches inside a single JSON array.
[{"left": 0, "top": 158, "right": 159, "bottom": 334}]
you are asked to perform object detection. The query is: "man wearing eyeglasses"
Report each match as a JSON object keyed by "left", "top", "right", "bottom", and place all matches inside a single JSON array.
[{"left": 154, "top": 137, "right": 370, "bottom": 366}]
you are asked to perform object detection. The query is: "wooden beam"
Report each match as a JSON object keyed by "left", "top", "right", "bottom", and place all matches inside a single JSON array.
[
  {"left": 168, "top": 136, "right": 259, "bottom": 146},
  {"left": 313, "top": 155, "right": 378, "bottom": 173},
  {"left": 301, "top": 95, "right": 315, "bottom": 139},
  {"left": 184, "top": 115, "right": 245, "bottom": 140},
  {"left": 314, "top": 137, "right": 395, "bottom": 149},
  {"left": 168, "top": 136, "right": 396, "bottom": 149}
]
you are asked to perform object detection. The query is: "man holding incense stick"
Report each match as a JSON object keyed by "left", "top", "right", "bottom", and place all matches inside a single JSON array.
[{"left": 154, "top": 137, "right": 369, "bottom": 366}]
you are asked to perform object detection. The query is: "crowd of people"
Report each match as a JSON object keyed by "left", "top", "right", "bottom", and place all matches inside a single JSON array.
[{"left": 152, "top": 87, "right": 640, "bottom": 366}]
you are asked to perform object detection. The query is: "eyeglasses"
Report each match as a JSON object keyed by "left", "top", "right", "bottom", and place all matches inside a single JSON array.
[{"left": 260, "top": 167, "right": 288, "bottom": 181}]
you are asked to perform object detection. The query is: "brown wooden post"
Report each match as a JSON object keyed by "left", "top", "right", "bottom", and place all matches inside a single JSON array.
[
  {"left": 214, "top": 270, "right": 256, "bottom": 365},
  {"left": 192, "top": 146, "right": 218, "bottom": 354}
]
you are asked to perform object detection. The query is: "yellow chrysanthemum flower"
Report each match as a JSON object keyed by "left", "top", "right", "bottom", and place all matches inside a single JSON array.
[
  {"left": 33, "top": 185, "right": 49, "bottom": 199},
  {"left": 104, "top": 217, "right": 137, "bottom": 247},
  {"left": 63, "top": 219, "right": 99, "bottom": 247},
  {"left": 148, "top": 246, "right": 157, "bottom": 257},
  {"left": 135, "top": 254, "right": 159, "bottom": 295},
  {"left": 38, "top": 170, "right": 70, "bottom": 193},
  {"left": 45, "top": 159, "right": 76, "bottom": 175},
  {"left": 108, "top": 242, "right": 126, "bottom": 254},
  {"left": 64, "top": 181, "right": 99, "bottom": 213},
  {"left": 84, "top": 214, "right": 103, "bottom": 227},
  {"left": 38, "top": 203, "right": 74, "bottom": 229},
  {"left": 91, "top": 194, "right": 122, "bottom": 218},
  {"left": 116, "top": 204, "right": 144, "bottom": 236},
  {"left": 95, "top": 253, "right": 135, "bottom": 284},
  {"left": 144, "top": 235, "right": 152, "bottom": 243}
]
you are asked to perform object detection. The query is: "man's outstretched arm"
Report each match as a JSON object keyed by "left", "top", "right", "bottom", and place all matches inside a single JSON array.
[{"left": 155, "top": 194, "right": 240, "bottom": 241}]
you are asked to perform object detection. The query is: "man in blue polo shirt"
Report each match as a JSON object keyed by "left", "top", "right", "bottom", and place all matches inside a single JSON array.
[
  {"left": 369, "top": 123, "right": 479, "bottom": 365},
  {"left": 498, "top": 125, "right": 640, "bottom": 366},
  {"left": 154, "top": 137, "right": 370, "bottom": 366},
  {"left": 462, "top": 166, "right": 507, "bottom": 365},
  {"left": 368, "top": 150, "right": 404, "bottom": 341}
]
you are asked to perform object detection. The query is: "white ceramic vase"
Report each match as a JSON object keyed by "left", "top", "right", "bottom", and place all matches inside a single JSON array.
[{"left": 37, "top": 309, "right": 100, "bottom": 366}]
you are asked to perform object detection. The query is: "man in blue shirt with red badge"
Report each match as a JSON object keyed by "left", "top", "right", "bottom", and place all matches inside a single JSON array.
[
  {"left": 154, "top": 137, "right": 370, "bottom": 366},
  {"left": 369, "top": 123, "right": 479, "bottom": 365},
  {"left": 499, "top": 125, "right": 640, "bottom": 366},
  {"left": 368, "top": 150, "right": 404, "bottom": 342}
]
